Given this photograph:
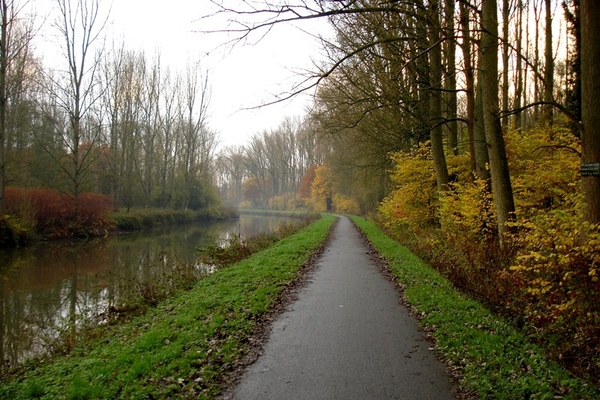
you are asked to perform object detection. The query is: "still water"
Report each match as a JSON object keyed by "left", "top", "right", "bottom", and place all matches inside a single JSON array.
[{"left": 0, "top": 214, "right": 295, "bottom": 368}]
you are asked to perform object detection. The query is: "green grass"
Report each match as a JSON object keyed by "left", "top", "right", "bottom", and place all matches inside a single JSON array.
[
  {"left": 351, "top": 215, "right": 598, "bottom": 399},
  {"left": 1, "top": 215, "right": 336, "bottom": 399}
]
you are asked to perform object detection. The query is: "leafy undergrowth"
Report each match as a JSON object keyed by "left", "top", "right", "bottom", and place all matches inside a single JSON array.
[
  {"left": 0, "top": 215, "right": 336, "bottom": 399},
  {"left": 351, "top": 216, "right": 599, "bottom": 399}
]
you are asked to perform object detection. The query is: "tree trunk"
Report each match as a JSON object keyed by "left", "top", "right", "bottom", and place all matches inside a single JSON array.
[
  {"left": 580, "top": 0, "right": 600, "bottom": 224},
  {"left": 544, "top": 0, "right": 554, "bottom": 126},
  {"left": 429, "top": 0, "right": 449, "bottom": 191},
  {"left": 481, "top": 0, "right": 516, "bottom": 238},
  {"left": 533, "top": 0, "right": 541, "bottom": 121},
  {"left": 474, "top": 37, "right": 491, "bottom": 180},
  {"left": 501, "top": 0, "right": 510, "bottom": 130},
  {"left": 514, "top": 0, "right": 523, "bottom": 131},
  {"left": 0, "top": 0, "right": 7, "bottom": 214},
  {"left": 460, "top": 0, "right": 476, "bottom": 174},
  {"left": 445, "top": 0, "right": 458, "bottom": 155}
]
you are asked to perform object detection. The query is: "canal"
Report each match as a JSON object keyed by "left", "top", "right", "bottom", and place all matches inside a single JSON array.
[{"left": 0, "top": 214, "right": 296, "bottom": 368}]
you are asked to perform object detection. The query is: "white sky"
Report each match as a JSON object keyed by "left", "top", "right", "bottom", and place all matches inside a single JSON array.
[{"left": 33, "top": 0, "right": 329, "bottom": 148}]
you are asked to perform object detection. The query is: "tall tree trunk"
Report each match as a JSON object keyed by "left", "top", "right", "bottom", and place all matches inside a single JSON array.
[
  {"left": 563, "top": 0, "right": 581, "bottom": 137},
  {"left": 544, "top": 0, "right": 554, "bottom": 126},
  {"left": 514, "top": 0, "right": 523, "bottom": 131},
  {"left": 429, "top": 0, "right": 449, "bottom": 191},
  {"left": 0, "top": 0, "right": 7, "bottom": 214},
  {"left": 523, "top": 1, "right": 530, "bottom": 129},
  {"left": 533, "top": 0, "right": 541, "bottom": 121},
  {"left": 580, "top": 0, "right": 600, "bottom": 224},
  {"left": 501, "top": 0, "right": 510, "bottom": 130},
  {"left": 475, "top": 32, "right": 491, "bottom": 181},
  {"left": 445, "top": 0, "right": 458, "bottom": 155},
  {"left": 481, "top": 0, "right": 516, "bottom": 238},
  {"left": 460, "top": 0, "right": 476, "bottom": 174}
]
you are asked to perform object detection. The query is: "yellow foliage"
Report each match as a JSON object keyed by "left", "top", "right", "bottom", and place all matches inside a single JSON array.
[
  {"left": 438, "top": 178, "right": 497, "bottom": 243},
  {"left": 378, "top": 143, "right": 438, "bottom": 234},
  {"left": 310, "top": 165, "right": 334, "bottom": 200},
  {"left": 332, "top": 194, "right": 360, "bottom": 214},
  {"left": 379, "top": 143, "right": 473, "bottom": 237},
  {"left": 506, "top": 126, "right": 581, "bottom": 215},
  {"left": 376, "top": 124, "right": 599, "bottom": 377}
]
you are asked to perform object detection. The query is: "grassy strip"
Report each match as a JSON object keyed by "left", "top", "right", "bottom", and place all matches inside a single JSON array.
[
  {"left": 111, "top": 206, "right": 238, "bottom": 231},
  {"left": 1, "top": 215, "right": 336, "bottom": 399},
  {"left": 351, "top": 216, "right": 598, "bottom": 399}
]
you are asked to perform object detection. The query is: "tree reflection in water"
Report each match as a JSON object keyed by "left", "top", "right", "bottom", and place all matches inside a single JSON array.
[{"left": 0, "top": 215, "right": 292, "bottom": 369}]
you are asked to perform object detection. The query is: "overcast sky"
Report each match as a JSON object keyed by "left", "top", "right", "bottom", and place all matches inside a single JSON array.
[
  {"left": 33, "top": 0, "right": 328, "bottom": 148},
  {"left": 107, "top": 0, "right": 328, "bottom": 148}
]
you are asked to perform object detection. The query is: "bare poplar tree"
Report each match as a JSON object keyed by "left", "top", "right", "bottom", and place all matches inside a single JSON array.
[
  {"left": 177, "top": 62, "right": 215, "bottom": 210},
  {"left": 47, "top": 0, "right": 108, "bottom": 210}
]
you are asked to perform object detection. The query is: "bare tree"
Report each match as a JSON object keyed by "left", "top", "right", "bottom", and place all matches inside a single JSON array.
[
  {"left": 45, "top": 0, "right": 108, "bottom": 211},
  {"left": 0, "top": 0, "right": 35, "bottom": 212},
  {"left": 177, "top": 62, "right": 215, "bottom": 210}
]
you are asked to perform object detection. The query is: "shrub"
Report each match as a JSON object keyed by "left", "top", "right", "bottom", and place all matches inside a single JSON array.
[
  {"left": 4, "top": 187, "right": 115, "bottom": 239},
  {"left": 507, "top": 206, "right": 600, "bottom": 377}
]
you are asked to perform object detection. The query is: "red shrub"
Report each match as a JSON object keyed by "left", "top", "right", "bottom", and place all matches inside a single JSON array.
[{"left": 4, "top": 187, "right": 115, "bottom": 238}]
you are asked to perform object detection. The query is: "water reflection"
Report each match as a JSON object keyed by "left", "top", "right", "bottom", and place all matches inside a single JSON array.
[{"left": 0, "top": 215, "right": 294, "bottom": 368}]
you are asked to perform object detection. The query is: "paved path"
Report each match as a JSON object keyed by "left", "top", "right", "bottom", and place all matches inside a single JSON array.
[{"left": 232, "top": 216, "right": 456, "bottom": 399}]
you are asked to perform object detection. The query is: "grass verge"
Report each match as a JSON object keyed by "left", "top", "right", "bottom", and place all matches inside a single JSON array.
[
  {"left": 0, "top": 215, "right": 336, "bottom": 399},
  {"left": 351, "top": 215, "right": 598, "bottom": 399}
]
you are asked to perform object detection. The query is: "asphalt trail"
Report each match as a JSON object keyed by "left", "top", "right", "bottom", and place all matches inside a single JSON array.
[{"left": 232, "top": 216, "right": 456, "bottom": 399}]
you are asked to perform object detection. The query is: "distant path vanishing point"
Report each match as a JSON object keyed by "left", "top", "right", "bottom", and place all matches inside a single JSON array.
[{"left": 229, "top": 216, "right": 456, "bottom": 400}]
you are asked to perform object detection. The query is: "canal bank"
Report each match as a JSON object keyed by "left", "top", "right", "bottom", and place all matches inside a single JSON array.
[
  {"left": 0, "top": 215, "right": 336, "bottom": 398},
  {"left": 0, "top": 213, "right": 312, "bottom": 369},
  {"left": 2, "top": 215, "right": 597, "bottom": 399}
]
